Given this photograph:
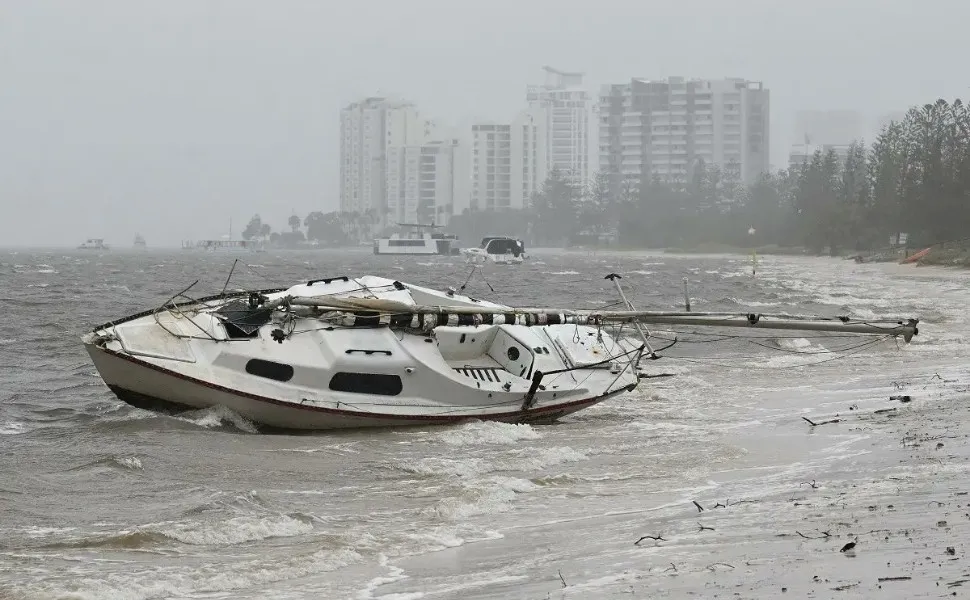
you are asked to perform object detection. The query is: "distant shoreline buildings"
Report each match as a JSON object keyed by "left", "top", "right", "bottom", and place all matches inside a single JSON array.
[
  {"left": 339, "top": 70, "right": 775, "bottom": 225},
  {"left": 786, "top": 109, "right": 911, "bottom": 171}
]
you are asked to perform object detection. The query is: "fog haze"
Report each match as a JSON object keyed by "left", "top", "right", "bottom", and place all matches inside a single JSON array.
[{"left": 1, "top": 0, "right": 965, "bottom": 247}]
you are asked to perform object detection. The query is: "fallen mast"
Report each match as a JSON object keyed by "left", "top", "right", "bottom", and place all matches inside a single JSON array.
[{"left": 278, "top": 297, "right": 919, "bottom": 342}]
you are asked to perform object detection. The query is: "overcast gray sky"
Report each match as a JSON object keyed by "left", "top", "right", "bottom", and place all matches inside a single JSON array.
[{"left": 1, "top": 0, "right": 965, "bottom": 247}]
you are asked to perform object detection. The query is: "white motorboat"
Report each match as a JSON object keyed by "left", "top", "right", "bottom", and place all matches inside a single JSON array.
[
  {"left": 462, "top": 237, "right": 526, "bottom": 265},
  {"left": 82, "top": 274, "right": 919, "bottom": 431}
]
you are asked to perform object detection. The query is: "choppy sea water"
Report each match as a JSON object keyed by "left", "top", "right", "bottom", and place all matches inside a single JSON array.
[{"left": 0, "top": 247, "right": 966, "bottom": 599}]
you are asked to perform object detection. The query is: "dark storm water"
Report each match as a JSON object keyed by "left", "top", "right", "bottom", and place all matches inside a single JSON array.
[{"left": 0, "top": 247, "right": 960, "bottom": 599}]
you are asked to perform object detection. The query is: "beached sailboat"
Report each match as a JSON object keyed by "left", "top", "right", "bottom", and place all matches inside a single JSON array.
[{"left": 81, "top": 273, "right": 918, "bottom": 431}]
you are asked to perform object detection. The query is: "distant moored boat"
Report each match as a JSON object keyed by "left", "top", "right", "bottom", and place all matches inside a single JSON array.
[{"left": 77, "top": 238, "right": 110, "bottom": 250}]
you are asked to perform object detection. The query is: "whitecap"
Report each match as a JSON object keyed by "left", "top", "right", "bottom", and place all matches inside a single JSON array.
[
  {"left": 177, "top": 405, "right": 259, "bottom": 433},
  {"left": 0, "top": 421, "right": 26, "bottom": 435},
  {"left": 153, "top": 514, "right": 314, "bottom": 546}
]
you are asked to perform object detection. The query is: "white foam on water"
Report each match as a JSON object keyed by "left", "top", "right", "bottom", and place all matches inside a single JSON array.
[
  {"left": 357, "top": 556, "right": 418, "bottom": 599},
  {"left": 116, "top": 457, "right": 142, "bottom": 470},
  {"left": 16, "top": 547, "right": 363, "bottom": 600},
  {"left": 729, "top": 297, "right": 780, "bottom": 307},
  {"left": 0, "top": 421, "right": 26, "bottom": 435},
  {"left": 22, "top": 526, "right": 79, "bottom": 538},
  {"left": 436, "top": 421, "right": 540, "bottom": 446},
  {"left": 403, "top": 445, "right": 588, "bottom": 480},
  {"left": 151, "top": 514, "right": 313, "bottom": 546},
  {"left": 430, "top": 475, "right": 541, "bottom": 520},
  {"left": 399, "top": 527, "right": 466, "bottom": 551},
  {"left": 542, "top": 270, "right": 581, "bottom": 275}
]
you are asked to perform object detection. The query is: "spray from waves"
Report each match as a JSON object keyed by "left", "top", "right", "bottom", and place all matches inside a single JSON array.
[
  {"left": 542, "top": 270, "right": 581, "bottom": 275},
  {"left": 175, "top": 405, "right": 259, "bottom": 433},
  {"left": 435, "top": 421, "right": 540, "bottom": 446}
]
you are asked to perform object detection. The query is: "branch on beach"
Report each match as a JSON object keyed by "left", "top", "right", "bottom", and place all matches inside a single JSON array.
[
  {"left": 847, "top": 528, "right": 894, "bottom": 538},
  {"left": 802, "top": 416, "right": 841, "bottom": 427},
  {"left": 712, "top": 498, "right": 758, "bottom": 509},
  {"left": 558, "top": 569, "right": 567, "bottom": 588},
  {"left": 795, "top": 530, "right": 831, "bottom": 539},
  {"left": 692, "top": 500, "right": 705, "bottom": 512},
  {"left": 698, "top": 522, "right": 715, "bottom": 532},
  {"left": 706, "top": 562, "right": 735, "bottom": 571},
  {"left": 664, "top": 562, "right": 678, "bottom": 573},
  {"left": 634, "top": 535, "right": 666, "bottom": 545}
]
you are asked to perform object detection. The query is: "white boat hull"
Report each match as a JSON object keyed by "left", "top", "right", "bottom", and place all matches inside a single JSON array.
[{"left": 85, "top": 342, "right": 631, "bottom": 430}]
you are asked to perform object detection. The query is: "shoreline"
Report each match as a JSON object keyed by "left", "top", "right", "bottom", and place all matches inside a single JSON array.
[{"left": 368, "top": 362, "right": 970, "bottom": 598}]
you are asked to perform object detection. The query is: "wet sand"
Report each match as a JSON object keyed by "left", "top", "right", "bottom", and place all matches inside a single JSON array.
[{"left": 371, "top": 357, "right": 970, "bottom": 599}]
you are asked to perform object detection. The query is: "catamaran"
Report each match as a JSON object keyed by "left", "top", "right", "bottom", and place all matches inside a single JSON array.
[
  {"left": 81, "top": 272, "right": 919, "bottom": 431},
  {"left": 373, "top": 223, "right": 460, "bottom": 256},
  {"left": 78, "top": 238, "right": 110, "bottom": 251}
]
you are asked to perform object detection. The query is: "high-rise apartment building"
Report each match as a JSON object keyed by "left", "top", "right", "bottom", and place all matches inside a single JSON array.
[
  {"left": 470, "top": 108, "right": 546, "bottom": 212},
  {"left": 386, "top": 139, "right": 469, "bottom": 226},
  {"left": 339, "top": 97, "right": 432, "bottom": 221},
  {"left": 793, "top": 110, "right": 864, "bottom": 147},
  {"left": 526, "top": 66, "right": 591, "bottom": 185},
  {"left": 788, "top": 143, "right": 852, "bottom": 171},
  {"left": 598, "top": 77, "right": 770, "bottom": 191}
]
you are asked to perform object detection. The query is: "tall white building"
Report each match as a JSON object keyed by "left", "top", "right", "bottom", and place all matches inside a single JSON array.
[
  {"left": 526, "top": 66, "right": 591, "bottom": 185},
  {"left": 471, "top": 108, "right": 546, "bottom": 212},
  {"left": 793, "top": 110, "right": 864, "bottom": 146},
  {"left": 339, "top": 97, "right": 432, "bottom": 220},
  {"left": 598, "top": 77, "right": 770, "bottom": 190},
  {"left": 788, "top": 143, "right": 852, "bottom": 171},
  {"left": 386, "top": 139, "right": 469, "bottom": 226}
]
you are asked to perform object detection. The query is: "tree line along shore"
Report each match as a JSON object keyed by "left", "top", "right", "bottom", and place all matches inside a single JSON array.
[{"left": 239, "top": 96, "right": 970, "bottom": 265}]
